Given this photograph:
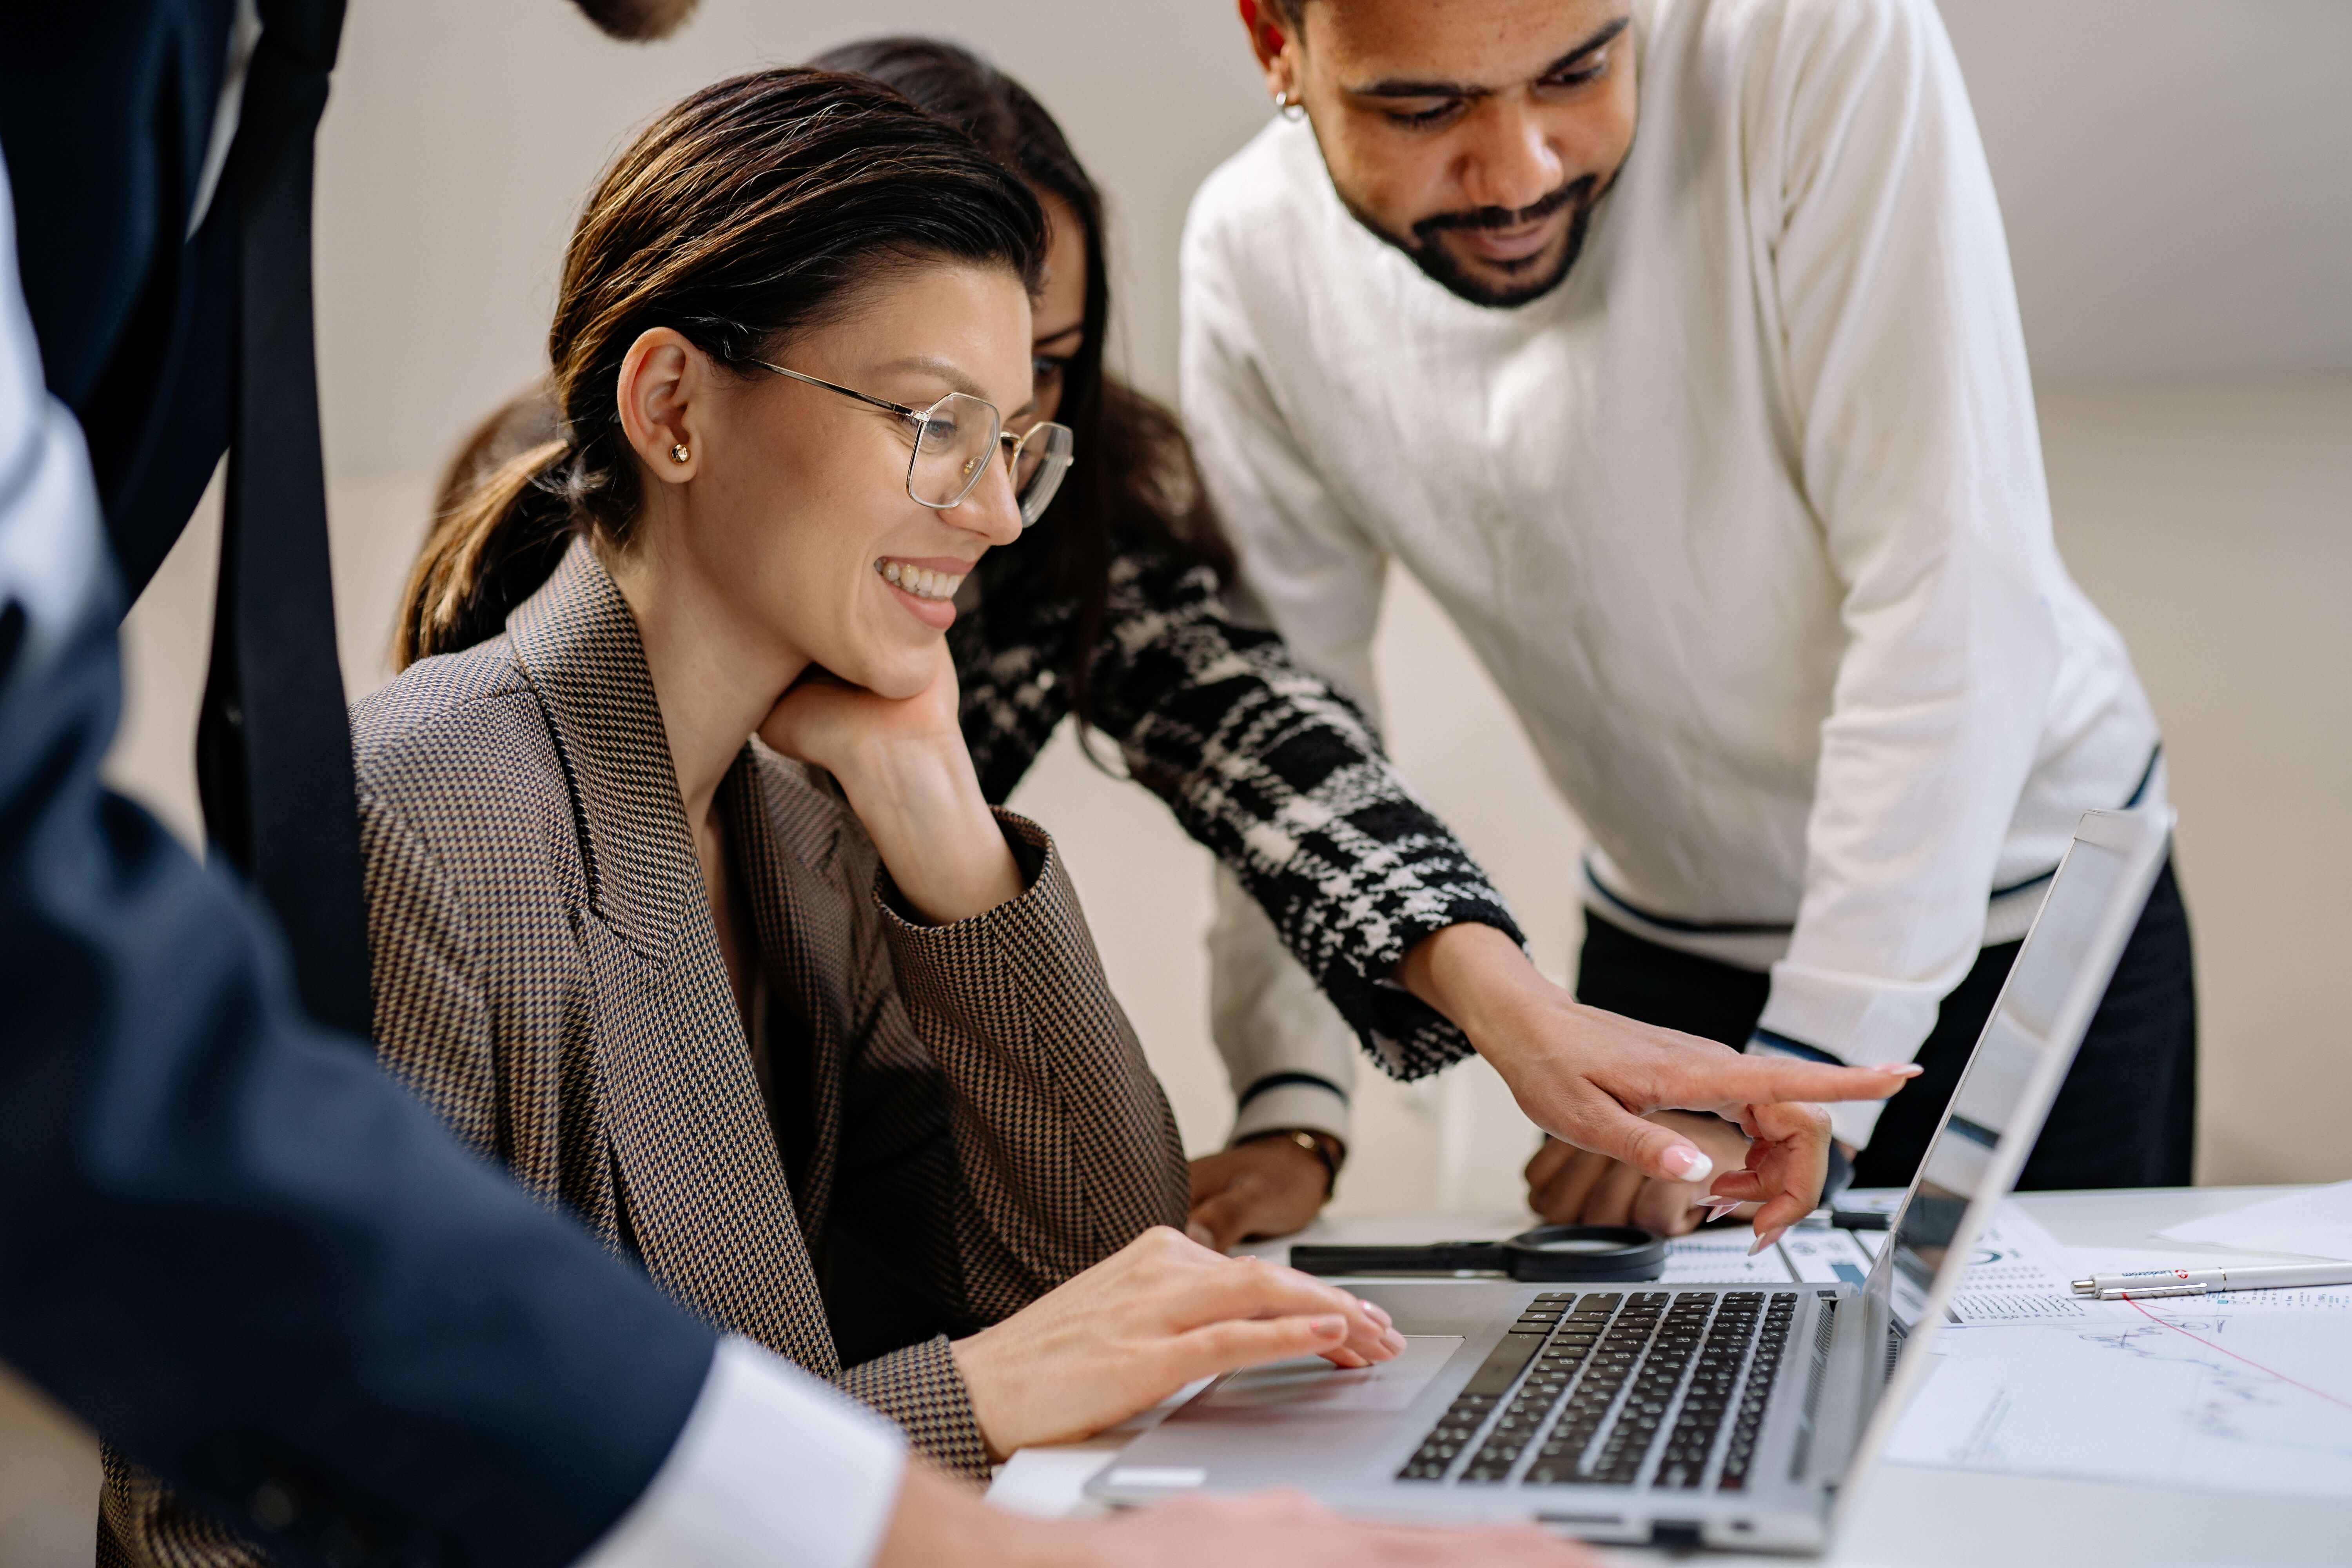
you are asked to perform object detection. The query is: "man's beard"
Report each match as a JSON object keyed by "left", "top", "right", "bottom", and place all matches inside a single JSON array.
[{"left": 1345, "top": 174, "right": 1604, "bottom": 310}]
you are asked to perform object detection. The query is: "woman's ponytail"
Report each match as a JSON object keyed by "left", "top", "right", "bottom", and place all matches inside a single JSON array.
[{"left": 394, "top": 433, "right": 572, "bottom": 669}]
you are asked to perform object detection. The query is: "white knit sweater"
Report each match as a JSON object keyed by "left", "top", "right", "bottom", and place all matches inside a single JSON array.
[{"left": 1180, "top": 0, "right": 2161, "bottom": 1147}]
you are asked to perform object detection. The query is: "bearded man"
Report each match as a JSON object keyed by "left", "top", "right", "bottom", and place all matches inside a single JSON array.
[{"left": 1182, "top": 0, "right": 2195, "bottom": 1227}]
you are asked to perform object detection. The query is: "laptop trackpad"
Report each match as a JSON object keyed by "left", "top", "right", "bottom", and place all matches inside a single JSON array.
[{"left": 1187, "top": 1335, "right": 1465, "bottom": 1417}]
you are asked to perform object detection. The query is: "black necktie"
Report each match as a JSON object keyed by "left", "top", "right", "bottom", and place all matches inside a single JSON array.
[{"left": 195, "top": 0, "right": 372, "bottom": 1041}]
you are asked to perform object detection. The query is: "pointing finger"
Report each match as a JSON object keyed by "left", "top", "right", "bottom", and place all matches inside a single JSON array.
[{"left": 1650, "top": 1056, "right": 1920, "bottom": 1111}]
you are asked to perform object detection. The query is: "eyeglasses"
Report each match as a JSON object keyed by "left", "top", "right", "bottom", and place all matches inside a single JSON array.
[{"left": 748, "top": 360, "right": 1075, "bottom": 528}]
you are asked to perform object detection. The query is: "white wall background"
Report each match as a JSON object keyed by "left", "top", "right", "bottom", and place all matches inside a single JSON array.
[{"left": 9, "top": 3, "right": 2350, "bottom": 1562}]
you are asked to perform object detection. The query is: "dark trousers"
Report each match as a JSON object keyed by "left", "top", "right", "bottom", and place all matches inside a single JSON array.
[{"left": 1575, "top": 861, "right": 2198, "bottom": 1190}]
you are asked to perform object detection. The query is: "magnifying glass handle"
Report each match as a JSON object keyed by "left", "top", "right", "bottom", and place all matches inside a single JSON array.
[{"left": 1290, "top": 1241, "right": 1511, "bottom": 1276}]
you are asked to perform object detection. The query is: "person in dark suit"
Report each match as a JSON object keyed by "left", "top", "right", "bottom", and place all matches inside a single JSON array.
[{"left": 0, "top": 2, "right": 1592, "bottom": 1564}]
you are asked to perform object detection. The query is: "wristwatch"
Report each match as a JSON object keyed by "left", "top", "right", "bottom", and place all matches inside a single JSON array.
[{"left": 1238, "top": 1127, "right": 1347, "bottom": 1198}]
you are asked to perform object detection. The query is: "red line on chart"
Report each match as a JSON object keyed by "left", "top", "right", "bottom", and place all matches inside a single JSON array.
[{"left": 2123, "top": 1297, "right": 2352, "bottom": 1413}]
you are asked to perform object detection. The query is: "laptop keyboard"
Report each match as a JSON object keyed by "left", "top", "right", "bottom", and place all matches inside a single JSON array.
[{"left": 1397, "top": 1290, "right": 1798, "bottom": 1492}]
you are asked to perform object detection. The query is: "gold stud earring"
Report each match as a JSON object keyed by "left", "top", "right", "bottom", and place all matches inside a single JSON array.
[{"left": 669, "top": 442, "right": 690, "bottom": 464}]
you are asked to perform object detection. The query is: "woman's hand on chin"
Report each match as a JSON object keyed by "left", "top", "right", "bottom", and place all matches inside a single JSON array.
[
  {"left": 757, "top": 642, "right": 1024, "bottom": 924},
  {"left": 947, "top": 1227, "right": 1406, "bottom": 1461},
  {"left": 757, "top": 638, "right": 964, "bottom": 771}
]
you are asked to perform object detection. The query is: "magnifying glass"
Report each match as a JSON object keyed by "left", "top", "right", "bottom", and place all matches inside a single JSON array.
[{"left": 1290, "top": 1224, "right": 1667, "bottom": 1283}]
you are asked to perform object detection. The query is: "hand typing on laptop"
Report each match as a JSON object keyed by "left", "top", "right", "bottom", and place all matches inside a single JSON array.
[{"left": 951, "top": 1227, "right": 1404, "bottom": 1458}]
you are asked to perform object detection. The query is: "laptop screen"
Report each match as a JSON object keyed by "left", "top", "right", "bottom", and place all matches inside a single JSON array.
[{"left": 1865, "top": 809, "right": 2169, "bottom": 1334}]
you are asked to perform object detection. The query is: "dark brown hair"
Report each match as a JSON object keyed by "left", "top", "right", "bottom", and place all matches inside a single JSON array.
[
  {"left": 807, "top": 37, "right": 1235, "bottom": 724},
  {"left": 397, "top": 68, "right": 1044, "bottom": 667}
]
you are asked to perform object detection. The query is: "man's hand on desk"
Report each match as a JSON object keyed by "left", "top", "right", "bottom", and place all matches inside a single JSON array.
[
  {"left": 1525, "top": 1103, "right": 1837, "bottom": 1245},
  {"left": 1187, "top": 1133, "right": 1337, "bottom": 1251},
  {"left": 1527, "top": 1110, "right": 1756, "bottom": 1237},
  {"left": 876, "top": 1463, "right": 1601, "bottom": 1566},
  {"left": 1396, "top": 924, "right": 1916, "bottom": 1237}
]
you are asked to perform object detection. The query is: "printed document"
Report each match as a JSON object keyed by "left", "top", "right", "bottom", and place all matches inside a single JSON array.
[{"left": 1887, "top": 1203, "right": 2352, "bottom": 1500}]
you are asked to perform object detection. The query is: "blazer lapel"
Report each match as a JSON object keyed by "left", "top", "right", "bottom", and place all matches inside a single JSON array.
[
  {"left": 727, "top": 756, "right": 849, "bottom": 1258},
  {"left": 508, "top": 540, "right": 838, "bottom": 1376}
]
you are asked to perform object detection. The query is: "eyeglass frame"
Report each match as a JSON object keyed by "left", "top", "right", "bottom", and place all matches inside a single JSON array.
[{"left": 744, "top": 359, "right": 1074, "bottom": 526}]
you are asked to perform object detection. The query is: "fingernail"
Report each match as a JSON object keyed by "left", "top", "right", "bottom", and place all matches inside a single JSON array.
[
  {"left": 1705, "top": 1201, "right": 1740, "bottom": 1223},
  {"left": 1662, "top": 1145, "right": 1714, "bottom": 1183},
  {"left": 1877, "top": 1064, "right": 1926, "bottom": 1078},
  {"left": 1366, "top": 1302, "right": 1394, "bottom": 1328},
  {"left": 1312, "top": 1315, "right": 1346, "bottom": 1337},
  {"left": 1748, "top": 1228, "right": 1786, "bottom": 1257},
  {"left": 1384, "top": 1329, "right": 1408, "bottom": 1355}
]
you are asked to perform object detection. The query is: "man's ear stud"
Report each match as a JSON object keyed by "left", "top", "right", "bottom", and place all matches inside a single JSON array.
[{"left": 669, "top": 443, "right": 691, "bottom": 464}]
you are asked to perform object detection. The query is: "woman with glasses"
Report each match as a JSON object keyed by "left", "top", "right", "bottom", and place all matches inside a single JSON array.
[{"left": 98, "top": 67, "right": 1426, "bottom": 1568}]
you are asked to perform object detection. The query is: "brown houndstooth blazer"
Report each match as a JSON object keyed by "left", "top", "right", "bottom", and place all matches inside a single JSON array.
[{"left": 99, "top": 539, "right": 1190, "bottom": 1568}]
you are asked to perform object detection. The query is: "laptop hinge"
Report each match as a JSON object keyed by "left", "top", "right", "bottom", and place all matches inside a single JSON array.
[{"left": 1799, "top": 1289, "right": 1872, "bottom": 1489}]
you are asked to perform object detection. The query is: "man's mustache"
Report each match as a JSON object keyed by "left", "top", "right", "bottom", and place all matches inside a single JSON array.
[{"left": 1413, "top": 174, "right": 1597, "bottom": 241}]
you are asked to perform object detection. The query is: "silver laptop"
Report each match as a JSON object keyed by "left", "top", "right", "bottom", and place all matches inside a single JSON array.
[{"left": 1091, "top": 806, "right": 2173, "bottom": 1552}]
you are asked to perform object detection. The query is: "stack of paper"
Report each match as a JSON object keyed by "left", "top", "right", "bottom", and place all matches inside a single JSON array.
[{"left": 2155, "top": 1180, "right": 2352, "bottom": 1261}]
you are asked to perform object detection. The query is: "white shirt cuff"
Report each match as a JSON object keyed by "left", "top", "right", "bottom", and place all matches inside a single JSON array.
[
  {"left": 1229, "top": 1077, "right": 1352, "bottom": 1145},
  {"left": 576, "top": 1336, "right": 907, "bottom": 1568}
]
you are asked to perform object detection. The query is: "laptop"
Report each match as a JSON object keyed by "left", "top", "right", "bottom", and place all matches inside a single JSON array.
[{"left": 1090, "top": 806, "right": 2174, "bottom": 1552}]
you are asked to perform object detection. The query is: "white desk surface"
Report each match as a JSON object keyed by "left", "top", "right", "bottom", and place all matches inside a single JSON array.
[{"left": 987, "top": 1187, "right": 2352, "bottom": 1565}]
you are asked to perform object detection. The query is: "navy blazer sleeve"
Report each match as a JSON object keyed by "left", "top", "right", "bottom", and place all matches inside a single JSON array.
[{"left": 0, "top": 154, "right": 712, "bottom": 1568}]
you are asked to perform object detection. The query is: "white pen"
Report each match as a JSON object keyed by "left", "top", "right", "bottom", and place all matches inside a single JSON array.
[{"left": 2069, "top": 1261, "right": 2352, "bottom": 1300}]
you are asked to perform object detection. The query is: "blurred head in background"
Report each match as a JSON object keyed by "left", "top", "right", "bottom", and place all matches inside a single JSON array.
[{"left": 570, "top": 0, "right": 701, "bottom": 40}]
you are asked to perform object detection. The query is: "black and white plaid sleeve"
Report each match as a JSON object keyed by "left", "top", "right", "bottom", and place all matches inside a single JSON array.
[{"left": 953, "top": 530, "right": 1524, "bottom": 1080}]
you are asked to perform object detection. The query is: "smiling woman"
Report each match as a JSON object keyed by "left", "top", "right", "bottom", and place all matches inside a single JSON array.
[{"left": 96, "top": 65, "right": 1405, "bottom": 1568}]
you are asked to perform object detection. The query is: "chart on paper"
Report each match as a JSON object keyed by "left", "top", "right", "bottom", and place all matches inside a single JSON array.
[
  {"left": 1889, "top": 1290, "right": 2352, "bottom": 1500},
  {"left": 1660, "top": 1230, "right": 1804, "bottom": 1283},
  {"left": 1660, "top": 1223, "right": 1884, "bottom": 1283}
]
